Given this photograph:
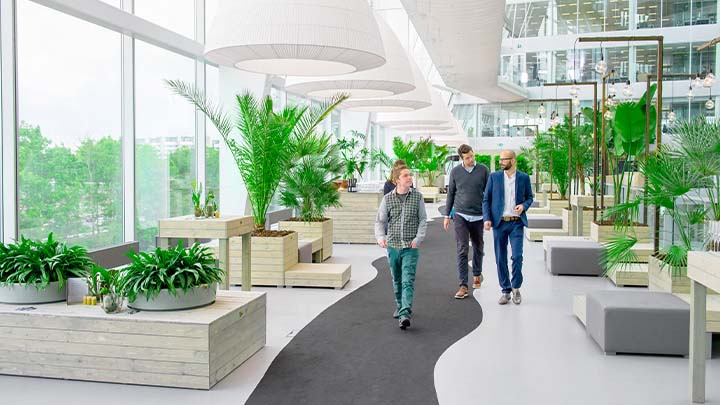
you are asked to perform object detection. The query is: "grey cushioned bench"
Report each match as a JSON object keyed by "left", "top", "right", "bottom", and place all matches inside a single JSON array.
[
  {"left": 586, "top": 291, "right": 689, "bottom": 356},
  {"left": 545, "top": 240, "right": 603, "bottom": 276},
  {"left": 527, "top": 214, "right": 563, "bottom": 229},
  {"left": 298, "top": 241, "right": 313, "bottom": 263}
]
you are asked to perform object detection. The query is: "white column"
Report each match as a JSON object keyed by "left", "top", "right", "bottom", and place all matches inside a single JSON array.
[
  {"left": 121, "top": 0, "right": 135, "bottom": 242},
  {"left": 1, "top": 0, "right": 18, "bottom": 242}
]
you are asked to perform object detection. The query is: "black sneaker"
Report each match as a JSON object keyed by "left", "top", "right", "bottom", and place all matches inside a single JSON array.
[{"left": 399, "top": 317, "right": 411, "bottom": 329}]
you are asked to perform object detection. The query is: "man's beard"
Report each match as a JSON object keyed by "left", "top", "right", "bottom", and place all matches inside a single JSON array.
[{"left": 503, "top": 163, "right": 513, "bottom": 171}]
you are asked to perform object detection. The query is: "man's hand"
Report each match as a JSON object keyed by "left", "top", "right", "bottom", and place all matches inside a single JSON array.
[
  {"left": 514, "top": 204, "right": 525, "bottom": 215},
  {"left": 443, "top": 217, "right": 451, "bottom": 231},
  {"left": 410, "top": 241, "right": 418, "bottom": 248},
  {"left": 484, "top": 220, "right": 492, "bottom": 231},
  {"left": 378, "top": 239, "right": 387, "bottom": 248}
]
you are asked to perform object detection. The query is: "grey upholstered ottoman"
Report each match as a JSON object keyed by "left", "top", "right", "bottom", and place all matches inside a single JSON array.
[
  {"left": 527, "top": 214, "right": 563, "bottom": 229},
  {"left": 298, "top": 241, "right": 313, "bottom": 263},
  {"left": 545, "top": 240, "right": 603, "bottom": 275},
  {"left": 586, "top": 291, "right": 689, "bottom": 356}
]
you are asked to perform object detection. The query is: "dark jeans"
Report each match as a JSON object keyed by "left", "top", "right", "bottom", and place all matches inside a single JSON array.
[
  {"left": 454, "top": 215, "right": 484, "bottom": 287},
  {"left": 493, "top": 219, "right": 525, "bottom": 294}
]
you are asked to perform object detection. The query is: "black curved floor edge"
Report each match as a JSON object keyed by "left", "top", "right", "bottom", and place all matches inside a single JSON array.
[{"left": 246, "top": 219, "right": 483, "bottom": 405}]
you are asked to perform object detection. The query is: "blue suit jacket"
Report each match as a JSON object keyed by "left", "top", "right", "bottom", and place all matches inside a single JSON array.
[{"left": 482, "top": 170, "right": 534, "bottom": 228}]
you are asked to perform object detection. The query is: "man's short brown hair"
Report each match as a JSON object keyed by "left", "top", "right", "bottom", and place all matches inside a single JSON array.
[
  {"left": 392, "top": 165, "right": 409, "bottom": 180},
  {"left": 457, "top": 144, "right": 473, "bottom": 158}
]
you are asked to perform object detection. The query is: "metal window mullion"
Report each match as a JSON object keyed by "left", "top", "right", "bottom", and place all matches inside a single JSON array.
[
  {"left": 195, "top": 0, "right": 206, "bottom": 192},
  {"left": 1, "top": 0, "right": 18, "bottom": 242},
  {"left": 121, "top": 0, "right": 135, "bottom": 242}
]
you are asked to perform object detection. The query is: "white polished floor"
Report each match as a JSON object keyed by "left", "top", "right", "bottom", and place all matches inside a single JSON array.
[{"left": 1, "top": 202, "right": 717, "bottom": 404}]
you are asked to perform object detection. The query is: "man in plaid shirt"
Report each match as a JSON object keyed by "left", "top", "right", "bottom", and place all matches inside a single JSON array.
[{"left": 375, "top": 165, "right": 427, "bottom": 330}]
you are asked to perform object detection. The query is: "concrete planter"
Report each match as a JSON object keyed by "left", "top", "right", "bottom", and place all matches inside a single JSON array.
[
  {"left": 0, "top": 281, "right": 67, "bottom": 304},
  {"left": 279, "top": 218, "right": 333, "bottom": 260},
  {"left": 129, "top": 283, "right": 217, "bottom": 311}
]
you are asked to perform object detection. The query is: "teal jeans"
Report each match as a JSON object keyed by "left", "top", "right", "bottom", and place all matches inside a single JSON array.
[{"left": 387, "top": 247, "right": 419, "bottom": 318}]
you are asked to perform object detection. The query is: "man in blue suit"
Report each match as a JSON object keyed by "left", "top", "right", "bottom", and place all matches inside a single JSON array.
[{"left": 482, "top": 150, "right": 534, "bottom": 305}]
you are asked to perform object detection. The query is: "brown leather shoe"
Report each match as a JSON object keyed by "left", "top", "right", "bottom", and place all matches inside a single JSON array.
[
  {"left": 454, "top": 286, "right": 469, "bottom": 299},
  {"left": 472, "top": 274, "right": 483, "bottom": 289}
]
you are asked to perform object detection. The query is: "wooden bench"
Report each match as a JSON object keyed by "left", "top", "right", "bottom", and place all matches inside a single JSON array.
[
  {"left": 285, "top": 263, "right": 351, "bottom": 289},
  {"left": 0, "top": 290, "right": 266, "bottom": 389}
]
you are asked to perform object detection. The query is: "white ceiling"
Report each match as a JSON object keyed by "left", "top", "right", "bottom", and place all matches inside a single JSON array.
[{"left": 400, "top": 0, "right": 526, "bottom": 102}]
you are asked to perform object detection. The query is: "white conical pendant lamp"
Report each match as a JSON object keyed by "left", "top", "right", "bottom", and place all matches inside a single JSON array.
[
  {"left": 205, "top": 0, "right": 386, "bottom": 76},
  {"left": 285, "top": 13, "right": 414, "bottom": 98},
  {"left": 340, "top": 57, "right": 432, "bottom": 111},
  {"left": 392, "top": 124, "right": 453, "bottom": 132},
  {"left": 374, "top": 89, "right": 451, "bottom": 126}
]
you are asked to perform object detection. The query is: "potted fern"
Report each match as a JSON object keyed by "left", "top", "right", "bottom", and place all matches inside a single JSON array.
[
  {"left": 166, "top": 80, "right": 347, "bottom": 286},
  {"left": 0, "top": 233, "right": 93, "bottom": 304},
  {"left": 119, "top": 242, "right": 222, "bottom": 311},
  {"left": 278, "top": 132, "right": 343, "bottom": 261}
]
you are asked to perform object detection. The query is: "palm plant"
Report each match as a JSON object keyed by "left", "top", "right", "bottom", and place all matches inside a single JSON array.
[
  {"left": 166, "top": 80, "right": 347, "bottom": 231},
  {"left": 0, "top": 233, "right": 93, "bottom": 290},
  {"left": 602, "top": 147, "right": 708, "bottom": 273},
  {"left": 336, "top": 130, "right": 370, "bottom": 181},
  {"left": 369, "top": 148, "right": 395, "bottom": 180},
  {"left": 666, "top": 117, "right": 720, "bottom": 221},
  {"left": 532, "top": 128, "right": 569, "bottom": 198},
  {"left": 280, "top": 132, "right": 343, "bottom": 222},
  {"left": 413, "top": 139, "right": 451, "bottom": 187}
]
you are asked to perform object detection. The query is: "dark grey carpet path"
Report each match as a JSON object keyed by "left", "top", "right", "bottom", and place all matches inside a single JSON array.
[{"left": 245, "top": 216, "right": 483, "bottom": 405}]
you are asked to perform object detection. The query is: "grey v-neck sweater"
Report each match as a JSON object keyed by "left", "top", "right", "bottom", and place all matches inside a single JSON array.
[{"left": 445, "top": 163, "right": 490, "bottom": 217}]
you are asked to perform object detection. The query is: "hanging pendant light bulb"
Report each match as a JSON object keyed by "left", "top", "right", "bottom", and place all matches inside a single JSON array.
[
  {"left": 594, "top": 54, "right": 607, "bottom": 74},
  {"left": 668, "top": 109, "right": 676, "bottom": 122},
  {"left": 538, "top": 102, "right": 545, "bottom": 115},
  {"left": 606, "top": 96, "right": 616, "bottom": 108},
  {"left": 704, "top": 70, "right": 715, "bottom": 87},
  {"left": 608, "top": 83, "right": 617, "bottom": 97},
  {"left": 622, "top": 80, "right": 633, "bottom": 98},
  {"left": 604, "top": 110, "right": 615, "bottom": 120},
  {"left": 707, "top": 97, "right": 715, "bottom": 110},
  {"left": 569, "top": 83, "right": 579, "bottom": 97},
  {"left": 525, "top": 110, "right": 531, "bottom": 120},
  {"left": 687, "top": 85, "right": 695, "bottom": 100},
  {"left": 572, "top": 96, "right": 581, "bottom": 107},
  {"left": 693, "top": 75, "right": 703, "bottom": 88}
]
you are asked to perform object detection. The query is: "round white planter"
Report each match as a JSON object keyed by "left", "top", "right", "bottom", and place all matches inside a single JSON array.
[
  {"left": 128, "top": 283, "right": 217, "bottom": 311},
  {"left": 0, "top": 281, "right": 66, "bottom": 304}
]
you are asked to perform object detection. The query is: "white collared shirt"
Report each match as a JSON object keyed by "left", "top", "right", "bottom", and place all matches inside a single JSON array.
[{"left": 502, "top": 171, "right": 517, "bottom": 217}]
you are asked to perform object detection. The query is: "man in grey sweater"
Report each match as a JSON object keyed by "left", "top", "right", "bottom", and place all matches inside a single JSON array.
[{"left": 443, "top": 144, "right": 490, "bottom": 299}]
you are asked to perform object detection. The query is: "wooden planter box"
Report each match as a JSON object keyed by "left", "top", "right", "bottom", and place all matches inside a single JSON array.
[
  {"left": 279, "top": 218, "right": 333, "bottom": 261},
  {"left": 648, "top": 255, "right": 719, "bottom": 295},
  {"left": 548, "top": 199, "right": 569, "bottom": 216},
  {"left": 608, "top": 263, "right": 649, "bottom": 287},
  {"left": 419, "top": 186, "right": 441, "bottom": 203},
  {"left": 590, "top": 222, "right": 651, "bottom": 243},
  {"left": 0, "top": 291, "right": 266, "bottom": 389},
  {"left": 229, "top": 232, "right": 298, "bottom": 287},
  {"left": 326, "top": 192, "right": 383, "bottom": 244}
]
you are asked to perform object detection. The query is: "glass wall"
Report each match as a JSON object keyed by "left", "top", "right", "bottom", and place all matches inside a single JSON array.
[
  {"left": 505, "top": 1, "right": 550, "bottom": 38},
  {"left": 134, "top": 0, "right": 196, "bottom": 39},
  {"left": 577, "top": 0, "right": 604, "bottom": 33},
  {"left": 556, "top": 0, "right": 579, "bottom": 34},
  {"left": 17, "top": 1, "right": 123, "bottom": 248},
  {"left": 452, "top": 104, "right": 477, "bottom": 138},
  {"left": 135, "top": 41, "right": 196, "bottom": 250}
]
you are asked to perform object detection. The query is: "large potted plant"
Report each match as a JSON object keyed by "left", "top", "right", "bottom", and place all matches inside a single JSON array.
[
  {"left": 602, "top": 147, "right": 710, "bottom": 293},
  {"left": 667, "top": 117, "right": 720, "bottom": 251},
  {"left": 278, "top": 132, "right": 343, "bottom": 260},
  {"left": 119, "top": 242, "right": 222, "bottom": 311},
  {"left": 167, "top": 80, "right": 347, "bottom": 286},
  {"left": 0, "top": 233, "right": 93, "bottom": 304},
  {"left": 337, "top": 130, "right": 369, "bottom": 192},
  {"left": 592, "top": 86, "right": 656, "bottom": 242}
]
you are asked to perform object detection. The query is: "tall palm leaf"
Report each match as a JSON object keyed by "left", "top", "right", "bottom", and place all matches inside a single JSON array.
[{"left": 166, "top": 80, "right": 344, "bottom": 231}]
